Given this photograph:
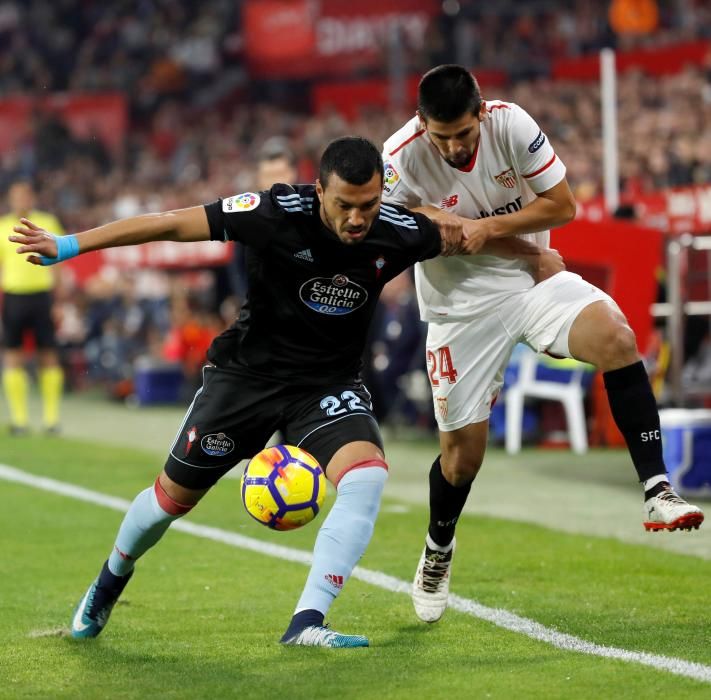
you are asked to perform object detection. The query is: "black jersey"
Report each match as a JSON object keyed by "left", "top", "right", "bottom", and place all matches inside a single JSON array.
[{"left": 203, "top": 183, "right": 441, "bottom": 385}]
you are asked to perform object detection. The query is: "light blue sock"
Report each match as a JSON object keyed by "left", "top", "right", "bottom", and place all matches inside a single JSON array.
[
  {"left": 107, "top": 484, "right": 185, "bottom": 576},
  {"left": 294, "top": 464, "right": 388, "bottom": 616}
]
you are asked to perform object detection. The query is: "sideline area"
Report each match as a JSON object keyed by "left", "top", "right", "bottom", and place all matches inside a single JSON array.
[{"left": 2, "top": 391, "right": 709, "bottom": 559}]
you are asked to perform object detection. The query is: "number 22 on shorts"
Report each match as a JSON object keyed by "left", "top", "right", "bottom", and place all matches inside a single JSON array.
[{"left": 427, "top": 346, "right": 458, "bottom": 386}]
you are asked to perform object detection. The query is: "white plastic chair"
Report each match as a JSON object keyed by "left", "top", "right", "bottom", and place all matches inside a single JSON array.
[{"left": 505, "top": 348, "right": 589, "bottom": 455}]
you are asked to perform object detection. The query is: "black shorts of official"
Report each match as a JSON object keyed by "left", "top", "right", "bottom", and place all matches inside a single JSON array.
[
  {"left": 1, "top": 291, "right": 57, "bottom": 349},
  {"left": 164, "top": 364, "right": 384, "bottom": 490}
]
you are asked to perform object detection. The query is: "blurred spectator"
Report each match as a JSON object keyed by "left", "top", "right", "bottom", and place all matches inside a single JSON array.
[
  {"left": 255, "top": 138, "right": 298, "bottom": 189},
  {"left": 161, "top": 291, "right": 224, "bottom": 398},
  {"left": 364, "top": 271, "right": 431, "bottom": 428},
  {"left": 226, "top": 138, "right": 300, "bottom": 305}
]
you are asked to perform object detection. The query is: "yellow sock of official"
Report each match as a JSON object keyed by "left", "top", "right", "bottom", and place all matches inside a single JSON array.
[
  {"left": 3, "top": 367, "right": 30, "bottom": 428},
  {"left": 39, "top": 366, "right": 64, "bottom": 429}
]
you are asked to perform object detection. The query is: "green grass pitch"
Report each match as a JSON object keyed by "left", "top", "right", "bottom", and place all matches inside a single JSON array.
[{"left": 1, "top": 430, "right": 710, "bottom": 699}]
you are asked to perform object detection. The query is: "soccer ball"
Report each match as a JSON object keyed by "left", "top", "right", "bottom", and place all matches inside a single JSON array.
[{"left": 240, "top": 444, "right": 327, "bottom": 531}]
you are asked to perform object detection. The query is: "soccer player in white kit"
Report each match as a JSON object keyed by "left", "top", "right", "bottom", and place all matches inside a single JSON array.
[{"left": 381, "top": 64, "right": 704, "bottom": 624}]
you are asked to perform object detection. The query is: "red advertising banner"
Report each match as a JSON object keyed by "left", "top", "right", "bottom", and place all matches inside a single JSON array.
[
  {"left": 0, "top": 93, "right": 127, "bottom": 156},
  {"left": 100, "top": 241, "right": 234, "bottom": 268},
  {"left": 0, "top": 96, "right": 33, "bottom": 156},
  {"left": 577, "top": 184, "right": 711, "bottom": 235},
  {"left": 552, "top": 40, "right": 709, "bottom": 81},
  {"left": 243, "top": 0, "right": 440, "bottom": 78},
  {"left": 64, "top": 242, "right": 235, "bottom": 285}
]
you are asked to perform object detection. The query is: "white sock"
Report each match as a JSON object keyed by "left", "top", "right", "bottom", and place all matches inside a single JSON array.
[
  {"left": 643, "top": 474, "right": 669, "bottom": 495},
  {"left": 426, "top": 533, "right": 454, "bottom": 553}
]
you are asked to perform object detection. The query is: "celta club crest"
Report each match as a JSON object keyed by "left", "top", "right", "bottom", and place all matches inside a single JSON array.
[
  {"left": 494, "top": 168, "right": 517, "bottom": 188},
  {"left": 374, "top": 256, "right": 386, "bottom": 279},
  {"left": 185, "top": 425, "right": 198, "bottom": 456}
]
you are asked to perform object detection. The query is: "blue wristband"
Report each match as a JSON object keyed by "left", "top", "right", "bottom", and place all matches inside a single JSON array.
[{"left": 40, "top": 234, "right": 79, "bottom": 266}]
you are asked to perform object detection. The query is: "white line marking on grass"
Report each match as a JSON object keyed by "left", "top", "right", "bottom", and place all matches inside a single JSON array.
[{"left": 2, "top": 463, "right": 710, "bottom": 684}]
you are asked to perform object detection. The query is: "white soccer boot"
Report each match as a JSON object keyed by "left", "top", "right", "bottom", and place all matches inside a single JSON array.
[
  {"left": 644, "top": 485, "right": 704, "bottom": 532},
  {"left": 412, "top": 535, "right": 455, "bottom": 623}
]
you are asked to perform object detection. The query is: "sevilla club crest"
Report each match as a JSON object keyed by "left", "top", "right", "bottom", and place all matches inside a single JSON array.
[{"left": 494, "top": 168, "right": 516, "bottom": 188}]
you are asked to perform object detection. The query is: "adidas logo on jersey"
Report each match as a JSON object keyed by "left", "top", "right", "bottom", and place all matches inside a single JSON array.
[{"left": 294, "top": 249, "right": 314, "bottom": 262}]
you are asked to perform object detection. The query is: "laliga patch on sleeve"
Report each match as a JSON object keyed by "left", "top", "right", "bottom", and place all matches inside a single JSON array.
[
  {"left": 383, "top": 162, "right": 401, "bottom": 195},
  {"left": 528, "top": 130, "right": 546, "bottom": 153},
  {"left": 222, "top": 192, "right": 260, "bottom": 213}
]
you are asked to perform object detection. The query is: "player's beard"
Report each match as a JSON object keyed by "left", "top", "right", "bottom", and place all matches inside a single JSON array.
[
  {"left": 445, "top": 151, "right": 472, "bottom": 169},
  {"left": 321, "top": 208, "right": 369, "bottom": 245}
]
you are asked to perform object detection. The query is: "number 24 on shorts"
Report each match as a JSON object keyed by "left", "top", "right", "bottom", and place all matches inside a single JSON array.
[{"left": 428, "top": 346, "right": 458, "bottom": 385}]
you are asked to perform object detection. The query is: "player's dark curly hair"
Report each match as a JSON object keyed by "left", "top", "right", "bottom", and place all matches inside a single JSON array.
[
  {"left": 418, "top": 64, "right": 483, "bottom": 122},
  {"left": 319, "top": 136, "right": 383, "bottom": 188}
]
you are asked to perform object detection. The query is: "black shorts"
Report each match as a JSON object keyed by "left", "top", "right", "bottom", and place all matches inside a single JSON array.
[
  {"left": 164, "top": 365, "right": 383, "bottom": 489},
  {"left": 1, "top": 291, "right": 57, "bottom": 349}
]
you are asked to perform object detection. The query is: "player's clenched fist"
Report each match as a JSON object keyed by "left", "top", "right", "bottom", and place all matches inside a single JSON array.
[
  {"left": 459, "top": 218, "right": 492, "bottom": 255},
  {"left": 434, "top": 213, "right": 465, "bottom": 256}
]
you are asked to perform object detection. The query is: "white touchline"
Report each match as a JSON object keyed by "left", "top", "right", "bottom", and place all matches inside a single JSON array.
[{"left": 2, "top": 462, "right": 710, "bottom": 684}]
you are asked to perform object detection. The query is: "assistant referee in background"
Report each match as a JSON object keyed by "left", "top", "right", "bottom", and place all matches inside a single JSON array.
[{"left": 0, "top": 180, "right": 64, "bottom": 434}]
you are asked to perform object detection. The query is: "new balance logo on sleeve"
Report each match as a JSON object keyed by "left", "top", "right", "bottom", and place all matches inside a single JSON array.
[{"left": 294, "top": 249, "right": 314, "bottom": 262}]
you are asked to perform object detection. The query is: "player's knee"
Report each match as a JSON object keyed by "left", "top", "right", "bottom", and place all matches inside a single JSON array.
[
  {"left": 596, "top": 321, "right": 639, "bottom": 370},
  {"left": 154, "top": 475, "right": 201, "bottom": 515},
  {"left": 441, "top": 454, "right": 482, "bottom": 486},
  {"left": 331, "top": 460, "right": 388, "bottom": 523},
  {"left": 333, "top": 458, "right": 388, "bottom": 489}
]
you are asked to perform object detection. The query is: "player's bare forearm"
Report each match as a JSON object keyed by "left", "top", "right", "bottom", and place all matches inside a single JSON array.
[
  {"left": 481, "top": 195, "right": 574, "bottom": 239},
  {"left": 412, "top": 204, "right": 445, "bottom": 220},
  {"left": 412, "top": 180, "right": 575, "bottom": 256},
  {"left": 480, "top": 236, "right": 540, "bottom": 259},
  {"left": 470, "top": 180, "right": 576, "bottom": 241},
  {"left": 479, "top": 236, "right": 565, "bottom": 281},
  {"left": 10, "top": 206, "right": 210, "bottom": 264},
  {"left": 76, "top": 207, "right": 211, "bottom": 252}
]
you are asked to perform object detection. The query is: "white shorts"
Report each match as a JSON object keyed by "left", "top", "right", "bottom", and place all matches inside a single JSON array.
[{"left": 426, "top": 271, "right": 615, "bottom": 430}]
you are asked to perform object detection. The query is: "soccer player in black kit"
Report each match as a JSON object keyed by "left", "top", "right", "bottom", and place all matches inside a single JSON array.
[{"left": 10, "top": 137, "right": 469, "bottom": 647}]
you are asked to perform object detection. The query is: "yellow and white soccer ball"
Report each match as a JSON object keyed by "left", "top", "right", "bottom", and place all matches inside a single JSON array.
[{"left": 240, "top": 444, "right": 327, "bottom": 531}]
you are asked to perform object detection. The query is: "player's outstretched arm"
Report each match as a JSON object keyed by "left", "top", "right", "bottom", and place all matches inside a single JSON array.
[{"left": 10, "top": 206, "right": 211, "bottom": 266}]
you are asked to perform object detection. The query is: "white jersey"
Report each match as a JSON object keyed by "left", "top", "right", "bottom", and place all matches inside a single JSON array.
[{"left": 382, "top": 101, "right": 567, "bottom": 321}]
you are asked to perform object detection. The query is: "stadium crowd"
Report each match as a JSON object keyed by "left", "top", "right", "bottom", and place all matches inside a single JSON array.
[
  {"left": 2, "top": 0, "right": 710, "bottom": 96},
  {"left": 1, "top": 0, "right": 710, "bottom": 424}
]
